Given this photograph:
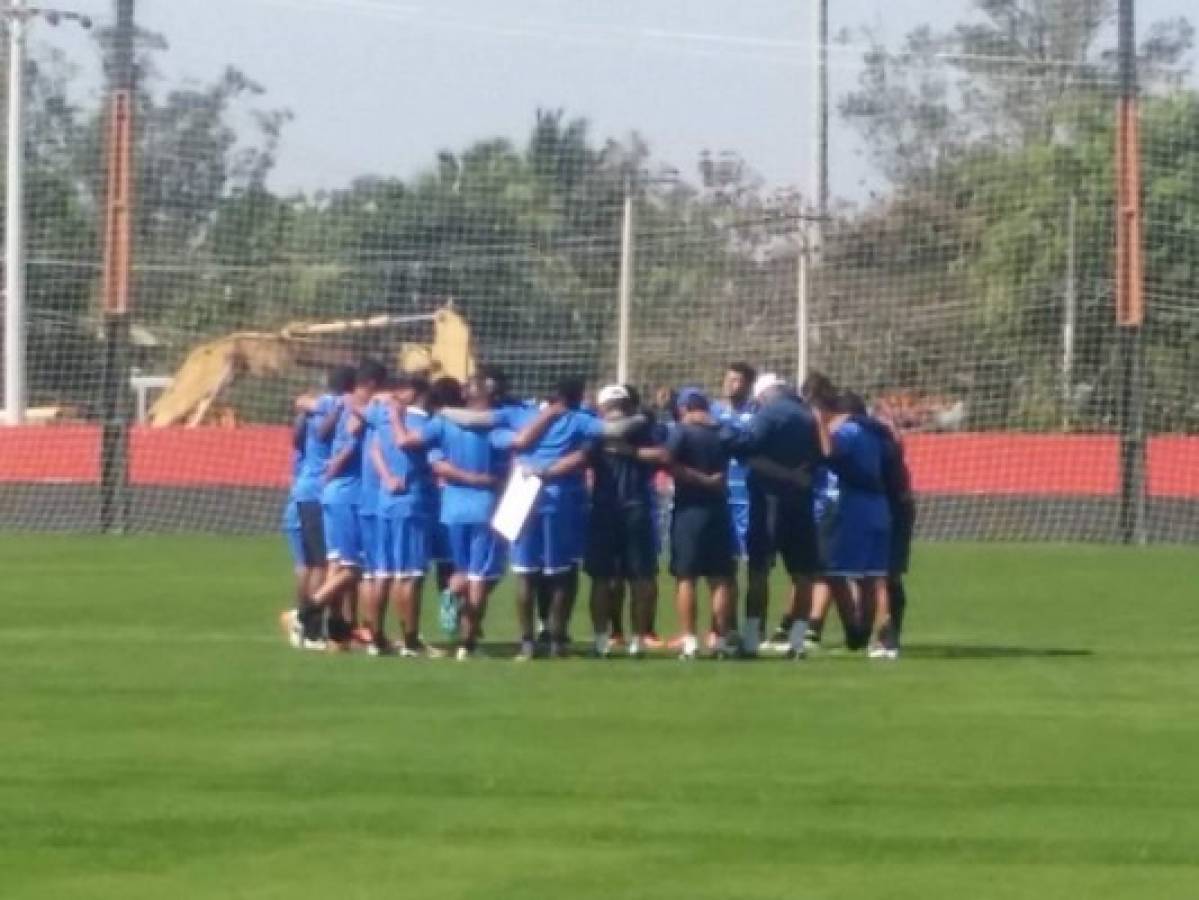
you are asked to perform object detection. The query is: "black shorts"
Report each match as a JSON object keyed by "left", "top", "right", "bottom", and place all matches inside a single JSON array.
[
  {"left": 746, "top": 491, "right": 819, "bottom": 576},
  {"left": 890, "top": 500, "right": 916, "bottom": 575},
  {"left": 585, "top": 503, "right": 658, "bottom": 580},
  {"left": 297, "top": 500, "right": 327, "bottom": 567},
  {"left": 670, "top": 504, "right": 736, "bottom": 579}
]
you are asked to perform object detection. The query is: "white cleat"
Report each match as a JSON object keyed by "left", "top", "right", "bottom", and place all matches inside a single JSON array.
[
  {"left": 868, "top": 644, "right": 899, "bottom": 661},
  {"left": 280, "top": 609, "right": 303, "bottom": 649},
  {"left": 627, "top": 638, "right": 644, "bottom": 659},
  {"left": 301, "top": 637, "right": 328, "bottom": 652},
  {"left": 514, "top": 640, "right": 536, "bottom": 662}
]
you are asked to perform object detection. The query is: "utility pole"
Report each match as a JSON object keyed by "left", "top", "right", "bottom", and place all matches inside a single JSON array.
[
  {"left": 1115, "top": 0, "right": 1146, "bottom": 544},
  {"left": 1062, "top": 194, "right": 1077, "bottom": 430},
  {"left": 100, "top": 0, "right": 134, "bottom": 533},
  {"left": 616, "top": 176, "right": 634, "bottom": 385},
  {"left": 4, "top": 0, "right": 27, "bottom": 425},
  {"left": 797, "top": 0, "right": 828, "bottom": 386}
]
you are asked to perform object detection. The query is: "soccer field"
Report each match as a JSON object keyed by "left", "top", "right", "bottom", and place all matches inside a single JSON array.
[{"left": 2, "top": 536, "right": 1198, "bottom": 899}]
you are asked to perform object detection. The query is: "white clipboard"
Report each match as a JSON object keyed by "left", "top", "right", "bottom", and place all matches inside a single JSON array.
[{"left": 491, "top": 467, "right": 542, "bottom": 542}]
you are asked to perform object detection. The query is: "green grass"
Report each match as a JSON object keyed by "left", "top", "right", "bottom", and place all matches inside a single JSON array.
[{"left": 2, "top": 536, "right": 1199, "bottom": 899}]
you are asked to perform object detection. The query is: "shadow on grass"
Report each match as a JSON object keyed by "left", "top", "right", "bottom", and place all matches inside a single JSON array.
[
  {"left": 459, "top": 641, "right": 1093, "bottom": 661},
  {"left": 900, "top": 643, "right": 1093, "bottom": 660}
]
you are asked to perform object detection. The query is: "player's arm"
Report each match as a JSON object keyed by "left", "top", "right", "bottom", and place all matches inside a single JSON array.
[
  {"left": 507, "top": 402, "right": 567, "bottom": 451},
  {"left": 746, "top": 455, "right": 811, "bottom": 489},
  {"left": 316, "top": 400, "right": 342, "bottom": 441},
  {"left": 539, "top": 449, "right": 589, "bottom": 482},
  {"left": 672, "top": 464, "right": 726, "bottom": 492},
  {"left": 370, "top": 439, "right": 405, "bottom": 494},
  {"left": 605, "top": 440, "right": 669, "bottom": 467},
  {"left": 433, "top": 459, "right": 497, "bottom": 488},
  {"left": 388, "top": 405, "right": 427, "bottom": 450},
  {"left": 291, "top": 412, "right": 307, "bottom": 452},
  {"left": 439, "top": 407, "right": 498, "bottom": 429}
]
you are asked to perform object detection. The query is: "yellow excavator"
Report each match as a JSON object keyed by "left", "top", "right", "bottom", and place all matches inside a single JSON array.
[{"left": 148, "top": 306, "right": 475, "bottom": 427}]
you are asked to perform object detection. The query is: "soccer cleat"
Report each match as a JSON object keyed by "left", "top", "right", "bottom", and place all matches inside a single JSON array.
[
  {"left": 868, "top": 644, "right": 898, "bottom": 661},
  {"left": 280, "top": 609, "right": 303, "bottom": 649},
  {"left": 514, "top": 640, "right": 536, "bottom": 662},
  {"left": 608, "top": 632, "right": 626, "bottom": 651},
  {"left": 715, "top": 634, "right": 743, "bottom": 660},
  {"left": 301, "top": 637, "right": 328, "bottom": 652},
  {"left": 678, "top": 634, "right": 699, "bottom": 661},
  {"left": 455, "top": 646, "right": 473, "bottom": 662},
  {"left": 627, "top": 637, "right": 645, "bottom": 659},
  {"left": 641, "top": 632, "right": 665, "bottom": 650},
  {"left": 367, "top": 640, "right": 397, "bottom": 657},
  {"left": 785, "top": 645, "right": 807, "bottom": 661},
  {"left": 549, "top": 642, "right": 570, "bottom": 659}
]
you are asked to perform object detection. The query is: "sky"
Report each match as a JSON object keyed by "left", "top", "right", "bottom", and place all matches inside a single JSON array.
[{"left": 38, "top": 0, "right": 1198, "bottom": 200}]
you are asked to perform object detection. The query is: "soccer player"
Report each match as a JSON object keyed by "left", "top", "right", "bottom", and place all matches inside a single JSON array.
[
  {"left": 810, "top": 388, "right": 895, "bottom": 660},
  {"left": 711, "top": 362, "right": 756, "bottom": 646},
  {"left": 860, "top": 396, "right": 915, "bottom": 650},
  {"left": 392, "top": 374, "right": 507, "bottom": 660},
  {"left": 663, "top": 388, "right": 738, "bottom": 660},
  {"left": 373, "top": 373, "right": 442, "bottom": 658},
  {"left": 427, "top": 376, "right": 467, "bottom": 637},
  {"left": 722, "top": 373, "right": 822, "bottom": 658},
  {"left": 353, "top": 377, "right": 392, "bottom": 648},
  {"left": 585, "top": 384, "right": 660, "bottom": 659},
  {"left": 284, "top": 366, "right": 356, "bottom": 649},
  {"left": 298, "top": 360, "right": 387, "bottom": 650}
]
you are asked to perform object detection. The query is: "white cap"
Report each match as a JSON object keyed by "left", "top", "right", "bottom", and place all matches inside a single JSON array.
[
  {"left": 597, "top": 384, "right": 630, "bottom": 406},
  {"left": 752, "top": 373, "right": 786, "bottom": 400}
]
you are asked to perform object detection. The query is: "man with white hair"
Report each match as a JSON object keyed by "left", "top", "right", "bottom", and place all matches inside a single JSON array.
[
  {"left": 584, "top": 384, "right": 661, "bottom": 658},
  {"left": 722, "top": 373, "right": 822, "bottom": 658}
]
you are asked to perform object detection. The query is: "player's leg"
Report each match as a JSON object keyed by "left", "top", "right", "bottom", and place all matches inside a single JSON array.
[
  {"left": 511, "top": 512, "right": 544, "bottom": 660},
  {"left": 608, "top": 581, "right": 627, "bottom": 648},
  {"left": 623, "top": 503, "right": 658, "bottom": 658},
  {"left": 742, "top": 492, "right": 781, "bottom": 656},
  {"left": 777, "top": 497, "right": 819, "bottom": 659},
  {"left": 889, "top": 500, "right": 914, "bottom": 647},
  {"left": 584, "top": 512, "right": 617, "bottom": 656},
  {"left": 306, "top": 503, "right": 361, "bottom": 649},
  {"left": 544, "top": 503, "right": 584, "bottom": 657}
]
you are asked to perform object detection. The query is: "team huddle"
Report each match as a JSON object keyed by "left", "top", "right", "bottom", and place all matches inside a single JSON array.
[{"left": 280, "top": 361, "right": 914, "bottom": 661}]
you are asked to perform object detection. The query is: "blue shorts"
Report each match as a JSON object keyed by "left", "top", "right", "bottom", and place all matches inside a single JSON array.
[
  {"left": 431, "top": 522, "right": 452, "bottom": 564},
  {"left": 730, "top": 502, "right": 749, "bottom": 560},
  {"left": 824, "top": 522, "right": 891, "bottom": 578},
  {"left": 379, "top": 513, "right": 431, "bottom": 579},
  {"left": 512, "top": 504, "right": 583, "bottom": 576},
  {"left": 447, "top": 522, "right": 507, "bottom": 581},
  {"left": 359, "top": 513, "right": 380, "bottom": 578},
  {"left": 323, "top": 502, "right": 362, "bottom": 567}
]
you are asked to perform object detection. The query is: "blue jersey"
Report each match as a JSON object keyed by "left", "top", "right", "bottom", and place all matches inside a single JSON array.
[
  {"left": 712, "top": 399, "right": 754, "bottom": 506},
  {"left": 423, "top": 416, "right": 507, "bottom": 525},
  {"left": 376, "top": 406, "right": 436, "bottom": 518},
  {"left": 358, "top": 398, "right": 386, "bottom": 516},
  {"left": 495, "top": 406, "right": 604, "bottom": 509},
  {"left": 829, "top": 419, "right": 891, "bottom": 531},
  {"left": 293, "top": 393, "right": 339, "bottom": 503},
  {"left": 321, "top": 399, "right": 365, "bottom": 506}
]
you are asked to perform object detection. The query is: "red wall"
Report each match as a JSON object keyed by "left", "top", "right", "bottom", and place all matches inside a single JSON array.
[{"left": 1, "top": 426, "right": 1197, "bottom": 498}]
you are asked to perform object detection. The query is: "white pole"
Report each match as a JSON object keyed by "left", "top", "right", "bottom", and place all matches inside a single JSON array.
[
  {"left": 796, "top": 235, "right": 808, "bottom": 384},
  {"left": 1062, "top": 194, "right": 1077, "bottom": 429},
  {"left": 798, "top": 0, "right": 828, "bottom": 387},
  {"left": 616, "top": 183, "right": 634, "bottom": 384},
  {"left": 4, "top": 0, "right": 27, "bottom": 425}
]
